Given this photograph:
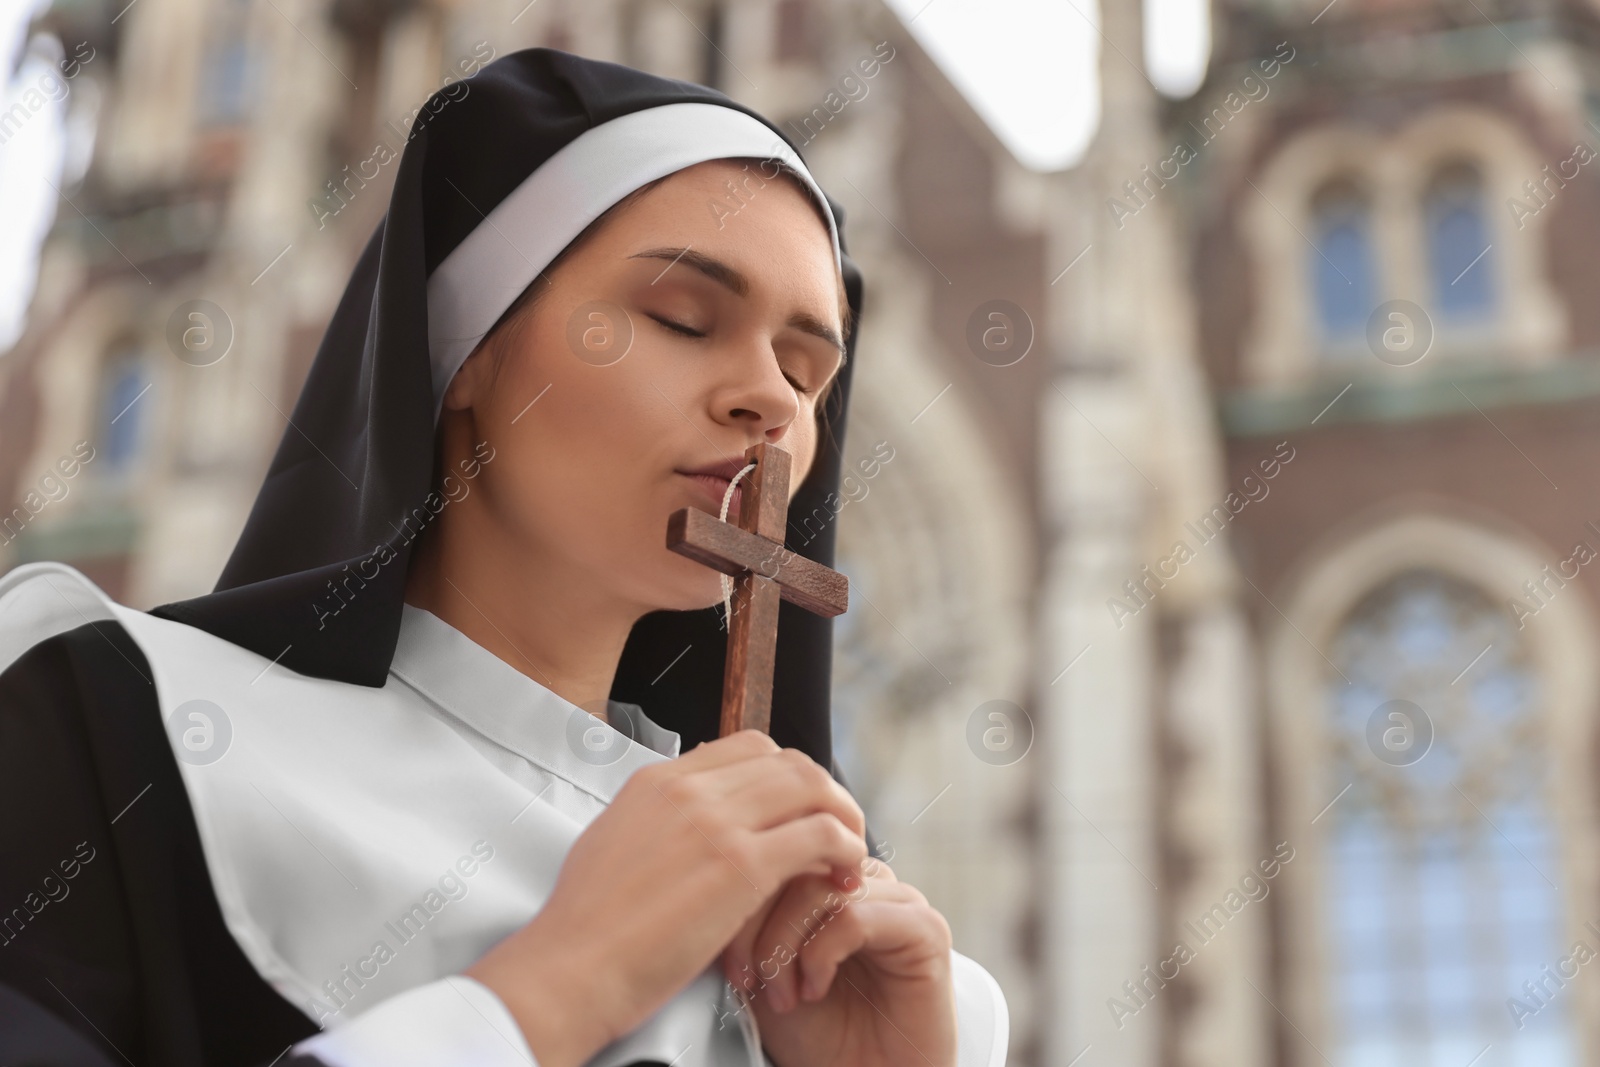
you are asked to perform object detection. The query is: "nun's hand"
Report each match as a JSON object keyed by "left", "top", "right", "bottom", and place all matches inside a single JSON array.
[
  {"left": 720, "top": 857, "right": 957, "bottom": 1067},
  {"left": 464, "top": 729, "right": 869, "bottom": 1067}
]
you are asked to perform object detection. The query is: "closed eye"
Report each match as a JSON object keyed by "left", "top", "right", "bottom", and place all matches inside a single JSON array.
[
  {"left": 647, "top": 313, "right": 813, "bottom": 395},
  {"left": 647, "top": 312, "right": 706, "bottom": 338}
]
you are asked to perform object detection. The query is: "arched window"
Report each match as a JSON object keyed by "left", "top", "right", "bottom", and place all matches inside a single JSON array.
[
  {"left": 1425, "top": 162, "right": 1496, "bottom": 321},
  {"left": 1309, "top": 179, "right": 1376, "bottom": 344},
  {"left": 199, "top": 0, "right": 257, "bottom": 126},
  {"left": 1324, "top": 569, "right": 1571, "bottom": 1064},
  {"left": 99, "top": 344, "right": 149, "bottom": 472}
]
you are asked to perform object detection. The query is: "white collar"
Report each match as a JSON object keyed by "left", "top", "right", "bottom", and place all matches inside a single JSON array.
[{"left": 389, "top": 603, "right": 682, "bottom": 801}]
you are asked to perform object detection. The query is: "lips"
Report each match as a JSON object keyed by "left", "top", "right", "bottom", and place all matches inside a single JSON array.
[
  {"left": 681, "top": 472, "right": 743, "bottom": 515},
  {"left": 679, "top": 456, "right": 758, "bottom": 481},
  {"left": 676, "top": 456, "right": 754, "bottom": 517}
]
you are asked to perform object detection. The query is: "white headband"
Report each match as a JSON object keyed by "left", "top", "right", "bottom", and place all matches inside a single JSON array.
[{"left": 425, "top": 101, "right": 842, "bottom": 413}]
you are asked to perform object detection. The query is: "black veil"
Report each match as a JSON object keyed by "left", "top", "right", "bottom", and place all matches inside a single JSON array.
[{"left": 150, "top": 47, "right": 865, "bottom": 769}]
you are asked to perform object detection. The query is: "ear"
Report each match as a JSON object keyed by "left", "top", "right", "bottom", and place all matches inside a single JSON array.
[{"left": 442, "top": 342, "right": 492, "bottom": 413}]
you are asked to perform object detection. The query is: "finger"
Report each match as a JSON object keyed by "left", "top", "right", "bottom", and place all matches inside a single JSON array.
[
  {"left": 727, "top": 837, "right": 877, "bottom": 1010},
  {"left": 833, "top": 854, "right": 893, "bottom": 895},
  {"left": 625, "top": 730, "right": 779, "bottom": 811},
  {"left": 721, "top": 858, "right": 864, "bottom": 992},
  {"left": 796, "top": 891, "right": 949, "bottom": 1005},
  {"left": 747, "top": 812, "right": 869, "bottom": 897},
  {"left": 694, "top": 748, "right": 866, "bottom": 837},
  {"left": 707, "top": 812, "right": 866, "bottom": 956},
  {"left": 641, "top": 752, "right": 866, "bottom": 890},
  {"left": 747, "top": 873, "right": 852, "bottom": 1012},
  {"left": 666, "top": 728, "right": 781, "bottom": 773}
]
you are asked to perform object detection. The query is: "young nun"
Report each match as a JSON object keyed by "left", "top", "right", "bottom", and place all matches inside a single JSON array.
[{"left": 0, "top": 48, "right": 1007, "bottom": 1067}]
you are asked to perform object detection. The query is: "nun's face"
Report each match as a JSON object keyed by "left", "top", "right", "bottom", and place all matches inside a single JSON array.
[{"left": 438, "top": 158, "right": 846, "bottom": 615}]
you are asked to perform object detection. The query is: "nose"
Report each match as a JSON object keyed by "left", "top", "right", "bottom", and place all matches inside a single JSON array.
[{"left": 715, "top": 347, "right": 800, "bottom": 444}]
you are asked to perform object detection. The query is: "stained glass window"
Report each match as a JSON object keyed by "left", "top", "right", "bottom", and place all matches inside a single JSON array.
[{"left": 1324, "top": 569, "right": 1570, "bottom": 1066}]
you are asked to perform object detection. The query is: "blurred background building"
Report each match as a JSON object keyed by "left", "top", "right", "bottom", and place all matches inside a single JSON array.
[{"left": 4, "top": 0, "right": 1600, "bottom": 1064}]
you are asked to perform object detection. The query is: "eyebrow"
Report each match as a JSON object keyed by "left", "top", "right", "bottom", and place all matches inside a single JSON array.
[{"left": 628, "top": 246, "right": 847, "bottom": 359}]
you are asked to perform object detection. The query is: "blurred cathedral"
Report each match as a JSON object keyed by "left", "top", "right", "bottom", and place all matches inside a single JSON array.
[{"left": 7, "top": 0, "right": 1600, "bottom": 1063}]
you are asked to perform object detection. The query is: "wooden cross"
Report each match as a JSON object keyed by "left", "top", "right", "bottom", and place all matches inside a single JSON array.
[{"left": 666, "top": 442, "right": 849, "bottom": 737}]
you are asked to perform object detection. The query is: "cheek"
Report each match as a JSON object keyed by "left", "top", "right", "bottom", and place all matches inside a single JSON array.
[
  {"left": 492, "top": 320, "right": 664, "bottom": 472},
  {"left": 482, "top": 330, "right": 683, "bottom": 564},
  {"left": 491, "top": 391, "right": 644, "bottom": 527}
]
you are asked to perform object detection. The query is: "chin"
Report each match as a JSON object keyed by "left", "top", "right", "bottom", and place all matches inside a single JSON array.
[
  {"left": 683, "top": 575, "right": 735, "bottom": 612},
  {"left": 644, "top": 554, "right": 738, "bottom": 613},
  {"left": 647, "top": 588, "right": 730, "bottom": 615}
]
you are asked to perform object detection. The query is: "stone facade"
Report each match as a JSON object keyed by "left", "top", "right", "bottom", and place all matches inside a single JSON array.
[{"left": 9, "top": 0, "right": 1600, "bottom": 1063}]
